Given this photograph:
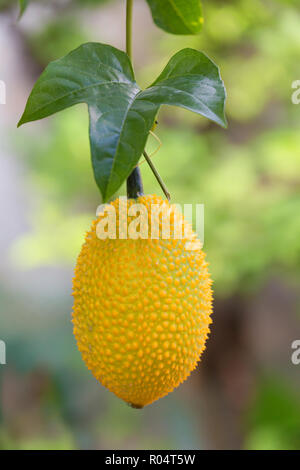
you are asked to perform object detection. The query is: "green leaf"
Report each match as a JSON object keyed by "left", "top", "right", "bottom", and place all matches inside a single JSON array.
[
  {"left": 19, "top": 0, "right": 29, "bottom": 18},
  {"left": 141, "top": 48, "right": 227, "bottom": 128},
  {"left": 146, "top": 0, "right": 203, "bottom": 35},
  {"left": 18, "top": 43, "right": 159, "bottom": 201},
  {"left": 19, "top": 43, "right": 226, "bottom": 201}
]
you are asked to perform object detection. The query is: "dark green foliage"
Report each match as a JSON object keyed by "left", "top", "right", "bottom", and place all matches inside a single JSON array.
[{"left": 19, "top": 44, "right": 226, "bottom": 201}]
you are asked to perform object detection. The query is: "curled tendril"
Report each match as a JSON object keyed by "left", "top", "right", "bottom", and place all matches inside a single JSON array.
[{"left": 138, "top": 130, "right": 162, "bottom": 167}]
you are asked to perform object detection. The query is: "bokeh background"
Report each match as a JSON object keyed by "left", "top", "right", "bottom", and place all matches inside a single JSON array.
[{"left": 0, "top": 0, "right": 300, "bottom": 450}]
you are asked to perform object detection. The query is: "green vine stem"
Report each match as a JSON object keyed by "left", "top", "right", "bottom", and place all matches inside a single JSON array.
[
  {"left": 126, "top": 0, "right": 144, "bottom": 199},
  {"left": 125, "top": 0, "right": 170, "bottom": 200},
  {"left": 126, "top": 0, "right": 133, "bottom": 63}
]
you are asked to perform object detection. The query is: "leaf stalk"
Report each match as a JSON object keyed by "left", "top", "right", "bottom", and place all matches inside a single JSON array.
[{"left": 143, "top": 151, "right": 170, "bottom": 201}]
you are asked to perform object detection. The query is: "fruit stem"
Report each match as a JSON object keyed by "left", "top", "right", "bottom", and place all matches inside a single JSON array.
[
  {"left": 126, "top": 0, "right": 144, "bottom": 199},
  {"left": 127, "top": 167, "right": 144, "bottom": 199}
]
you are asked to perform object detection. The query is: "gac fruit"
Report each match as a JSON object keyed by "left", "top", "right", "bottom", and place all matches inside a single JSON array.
[{"left": 72, "top": 195, "right": 212, "bottom": 407}]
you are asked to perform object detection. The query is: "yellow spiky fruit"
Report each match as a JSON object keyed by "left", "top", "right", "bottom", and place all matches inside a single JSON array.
[{"left": 72, "top": 195, "right": 212, "bottom": 408}]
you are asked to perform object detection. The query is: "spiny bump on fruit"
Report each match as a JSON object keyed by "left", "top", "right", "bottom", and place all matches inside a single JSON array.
[{"left": 72, "top": 195, "right": 213, "bottom": 408}]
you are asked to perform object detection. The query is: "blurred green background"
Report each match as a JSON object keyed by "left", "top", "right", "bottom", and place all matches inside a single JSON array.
[{"left": 0, "top": 0, "right": 300, "bottom": 450}]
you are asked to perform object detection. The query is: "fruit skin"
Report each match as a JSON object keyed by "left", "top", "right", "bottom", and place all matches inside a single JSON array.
[{"left": 72, "top": 195, "right": 213, "bottom": 407}]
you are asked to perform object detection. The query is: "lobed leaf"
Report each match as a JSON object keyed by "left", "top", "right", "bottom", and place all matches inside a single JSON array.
[
  {"left": 19, "top": 43, "right": 226, "bottom": 201},
  {"left": 19, "top": 43, "right": 158, "bottom": 201},
  {"left": 141, "top": 48, "right": 227, "bottom": 128}
]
